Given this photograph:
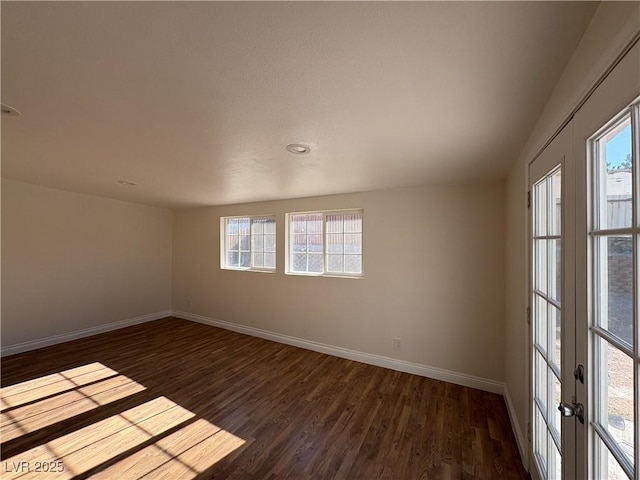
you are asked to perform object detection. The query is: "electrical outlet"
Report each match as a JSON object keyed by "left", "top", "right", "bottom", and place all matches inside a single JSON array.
[{"left": 393, "top": 337, "right": 401, "bottom": 351}]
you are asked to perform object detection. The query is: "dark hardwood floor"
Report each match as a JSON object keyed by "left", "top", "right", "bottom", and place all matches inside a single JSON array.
[{"left": 1, "top": 317, "right": 528, "bottom": 479}]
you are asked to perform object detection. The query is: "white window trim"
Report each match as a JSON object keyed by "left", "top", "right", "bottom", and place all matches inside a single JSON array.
[
  {"left": 285, "top": 208, "right": 364, "bottom": 278},
  {"left": 220, "top": 215, "right": 277, "bottom": 272}
]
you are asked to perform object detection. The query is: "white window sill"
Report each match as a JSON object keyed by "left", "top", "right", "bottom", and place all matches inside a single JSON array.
[
  {"left": 284, "top": 272, "right": 363, "bottom": 279},
  {"left": 221, "top": 267, "right": 275, "bottom": 274}
]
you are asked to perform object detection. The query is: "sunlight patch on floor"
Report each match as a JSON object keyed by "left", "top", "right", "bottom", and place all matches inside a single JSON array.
[
  {"left": 1, "top": 363, "right": 118, "bottom": 411},
  {"left": 93, "top": 419, "right": 246, "bottom": 479},
  {"left": 2, "top": 395, "right": 245, "bottom": 480},
  {"left": 1, "top": 375, "right": 146, "bottom": 442},
  {"left": 2, "top": 363, "right": 247, "bottom": 480},
  {"left": 3, "top": 396, "right": 194, "bottom": 479}
]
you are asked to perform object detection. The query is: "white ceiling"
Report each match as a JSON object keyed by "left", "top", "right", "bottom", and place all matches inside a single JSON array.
[{"left": 2, "top": 2, "right": 598, "bottom": 208}]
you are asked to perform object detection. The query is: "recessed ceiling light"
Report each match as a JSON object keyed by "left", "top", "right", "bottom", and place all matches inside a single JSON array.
[
  {"left": 286, "top": 143, "right": 311, "bottom": 155},
  {"left": 1, "top": 104, "right": 21, "bottom": 116},
  {"left": 117, "top": 180, "right": 138, "bottom": 186}
]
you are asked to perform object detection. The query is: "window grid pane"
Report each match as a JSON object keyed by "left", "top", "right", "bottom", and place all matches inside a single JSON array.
[
  {"left": 596, "top": 117, "right": 632, "bottom": 231},
  {"left": 596, "top": 435, "right": 632, "bottom": 480},
  {"left": 223, "top": 216, "right": 275, "bottom": 271},
  {"left": 249, "top": 218, "right": 276, "bottom": 269},
  {"left": 595, "top": 235, "right": 633, "bottom": 347},
  {"left": 535, "top": 179, "right": 547, "bottom": 237},
  {"left": 289, "top": 211, "right": 362, "bottom": 276},
  {"left": 289, "top": 214, "right": 323, "bottom": 273},
  {"left": 325, "top": 213, "right": 362, "bottom": 275},
  {"left": 534, "top": 406, "right": 548, "bottom": 478},
  {"left": 596, "top": 338, "right": 635, "bottom": 466}
]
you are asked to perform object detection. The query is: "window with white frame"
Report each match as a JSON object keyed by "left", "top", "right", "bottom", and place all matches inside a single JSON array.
[
  {"left": 221, "top": 216, "right": 276, "bottom": 271},
  {"left": 287, "top": 210, "right": 363, "bottom": 276}
]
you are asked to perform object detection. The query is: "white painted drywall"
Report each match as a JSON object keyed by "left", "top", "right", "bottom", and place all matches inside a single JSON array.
[
  {"left": 173, "top": 182, "right": 506, "bottom": 382},
  {"left": 504, "top": 1, "right": 640, "bottom": 454},
  {"left": 1, "top": 179, "right": 173, "bottom": 346}
]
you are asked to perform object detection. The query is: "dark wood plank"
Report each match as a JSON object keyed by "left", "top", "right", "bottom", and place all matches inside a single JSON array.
[{"left": 1, "top": 317, "right": 528, "bottom": 479}]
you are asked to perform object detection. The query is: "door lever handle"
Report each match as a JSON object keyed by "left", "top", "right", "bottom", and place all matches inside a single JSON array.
[{"left": 558, "top": 401, "right": 584, "bottom": 424}]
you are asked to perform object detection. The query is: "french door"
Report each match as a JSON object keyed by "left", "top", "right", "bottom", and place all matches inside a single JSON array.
[
  {"left": 530, "top": 121, "right": 576, "bottom": 480},
  {"left": 575, "top": 39, "right": 640, "bottom": 480},
  {"left": 530, "top": 40, "right": 639, "bottom": 479}
]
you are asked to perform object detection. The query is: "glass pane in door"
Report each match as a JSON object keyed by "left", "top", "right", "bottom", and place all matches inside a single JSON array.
[
  {"left": 595, "top": 235, "right": 633, "bottom": 347},
  {"left": 533, "top": 166, "right": 563, "bottom": 479}
]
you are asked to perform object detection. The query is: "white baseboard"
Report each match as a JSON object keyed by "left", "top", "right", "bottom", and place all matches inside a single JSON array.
[
  {"left": 503, "top": 385, "right": 528, "bottom": 470},
  {"left": 1, "top": 310, "right": 172, "bottom": 357},
  {"left": 172, "top": 310, "right": 505, "bottom": 395}
]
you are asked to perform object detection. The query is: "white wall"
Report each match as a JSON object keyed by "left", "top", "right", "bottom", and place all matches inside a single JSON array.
[
  {"left": 1, "top": 179, "right": 173, "bottom": 347},
  {"left": 173, "top": 182, "right": 506, "bottom": 382},
  {"left": 504, "top": 1, "right": 640, "bottom": 458},
  {"left": 505, "top": 155, "right": 528, "bottom": 452}
]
